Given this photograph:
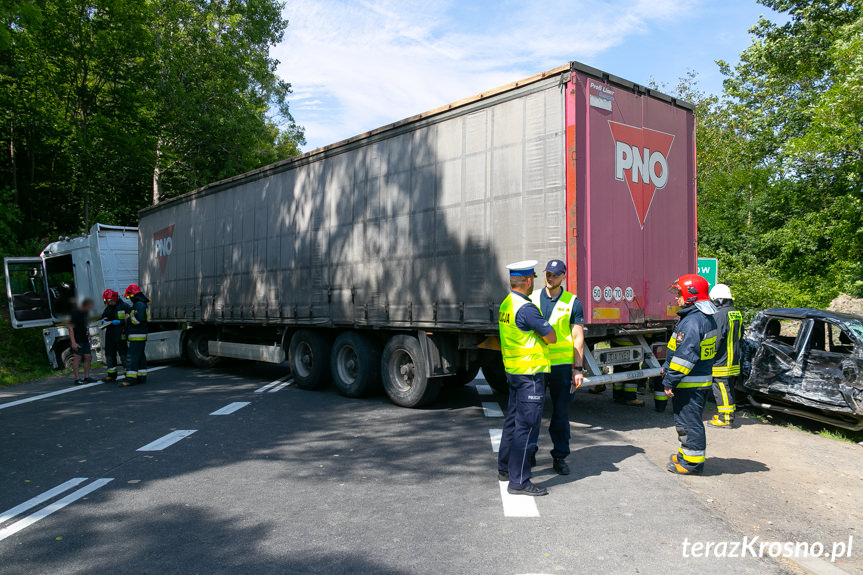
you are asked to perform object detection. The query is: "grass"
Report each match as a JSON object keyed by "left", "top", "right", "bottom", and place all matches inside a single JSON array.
[
  {"left": 739, "top": 405, "right": 863, "bottom": 444},
  {"left": 0, "top": 309, "right": 60, "bottom": 386}
]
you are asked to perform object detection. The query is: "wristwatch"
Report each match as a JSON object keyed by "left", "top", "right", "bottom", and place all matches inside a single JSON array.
[{"left": 572, "top": 366, "right": 584, "bottom": 372}]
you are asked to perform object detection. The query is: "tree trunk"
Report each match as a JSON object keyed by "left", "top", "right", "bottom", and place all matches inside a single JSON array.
[
  {"left": 9, "top": 120, "right": 18, "bottom": 204},
  {"left": 153, "top": 138, "right": 163, "bottom": 205}
]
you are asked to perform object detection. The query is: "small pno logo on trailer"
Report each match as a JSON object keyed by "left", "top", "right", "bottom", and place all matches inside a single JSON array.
[{"left": 153, "top": 225, "right": 175, "bottom": 274}]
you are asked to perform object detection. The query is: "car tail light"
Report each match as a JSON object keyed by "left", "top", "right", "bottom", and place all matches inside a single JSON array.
[{"left": 652, "top": 342, "right": 667, "bottom": 361}]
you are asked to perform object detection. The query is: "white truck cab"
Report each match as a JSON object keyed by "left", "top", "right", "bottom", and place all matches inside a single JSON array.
[{"left": 4, "top": 223, "right": 183, "bottom": 369}]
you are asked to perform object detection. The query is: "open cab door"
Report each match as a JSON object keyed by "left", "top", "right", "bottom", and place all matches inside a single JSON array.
[{"left": 4, "top": 257, "right": 56, "bottom": 328}]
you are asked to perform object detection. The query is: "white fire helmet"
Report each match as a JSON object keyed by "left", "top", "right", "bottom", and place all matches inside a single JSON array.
[{"left": 709, "top": 283, "right": 733, "bottom": 301}]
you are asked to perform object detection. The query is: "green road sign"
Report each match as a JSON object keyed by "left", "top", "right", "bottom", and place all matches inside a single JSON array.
[{"left": 697, "top": 257, "right": 718, "bottom": 289}]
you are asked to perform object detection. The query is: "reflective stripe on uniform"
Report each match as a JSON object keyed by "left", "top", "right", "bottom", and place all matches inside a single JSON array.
[
  {"left": 498, "top": 294, "right": 551, "bottom": 375},
  {"left": 667, "top": 333, "right": 677, "bottom": 352},
  {"left": 107, "top": 367, "right": 117, "bottom": 374},
  {"left": 130, "top": 316, "right": 141, "bottom": 325},
  {"left": 117, "top": 312, "right": 126, "bottom": 319},
  {"left": 700, "top": 330, "right": 718, "bottom": 360},
  {"left": 712, "top": 365, "right": 741, "bottom": 376},
  {"left": 678, "top": 447, "right": 706, "bottom": 463},
  {"left": 138, "top": 369, "right": 147, "bottom": 376},
  {"left": 128, "top": 334, "right": 148, "bottom": 341},
  {"left": 677, "top": 375, "right": 712, "bottom": 388},
  {"left": 126, "top": 371, "right": 138, "bottom": 378},
  {"left": 654, "top": 392, "right": 668, "bottom": 400},
  {"left": 718, "top": 405, "right": 736, "bottom": 413},
  {"left": 624, "top": 383, "right": 638, "bottom": 392},
  {"left": 669, "top": 356, "right": 695, "bottom": 374}
]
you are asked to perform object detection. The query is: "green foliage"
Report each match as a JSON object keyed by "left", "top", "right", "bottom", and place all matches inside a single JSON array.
[
  {"left": 683, "top": 1, "right": 863, "bottom": 318},
  {"left": 0, "top": 0, "right": 305, "bottom": 243},
  {"left": 0, "top": 310, "right": 58, "bottom": 385}
]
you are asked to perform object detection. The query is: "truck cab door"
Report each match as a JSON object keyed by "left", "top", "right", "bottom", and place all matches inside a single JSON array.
[{"left": 3, "top": 257, "right": 56, "bottom": 328}]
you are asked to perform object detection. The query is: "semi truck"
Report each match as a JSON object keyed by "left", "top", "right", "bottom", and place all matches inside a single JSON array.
[
  {"left": 5, "top": 62, "right": 697, "bottom": 407},
  {"left": 3, "top": 224, "right": 183, "bottom": 369},
  {"left": 138, "top": 61, "right": 697, "bottom": 406}
]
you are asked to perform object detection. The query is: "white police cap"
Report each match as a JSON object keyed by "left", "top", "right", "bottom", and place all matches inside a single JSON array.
[{"left": 506, "top": 260, "right": 539, "bottom": 277}]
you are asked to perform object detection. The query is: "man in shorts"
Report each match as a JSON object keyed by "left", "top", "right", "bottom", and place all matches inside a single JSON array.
[{"left": 69, "top": 298, "right": 95, "bottom": 385}]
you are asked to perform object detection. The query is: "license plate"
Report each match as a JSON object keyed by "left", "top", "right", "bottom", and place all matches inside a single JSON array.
[{"left": 605, "top": 350, "right": 632, "bottom": 363}]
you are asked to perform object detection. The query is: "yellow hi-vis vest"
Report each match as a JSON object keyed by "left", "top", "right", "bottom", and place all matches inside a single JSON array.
[
  {"left": 498, "top": 293, "right": 551, "bottom": 375},
  {"left": 530, "top": 289, "right": 575, "bottom": 366}
]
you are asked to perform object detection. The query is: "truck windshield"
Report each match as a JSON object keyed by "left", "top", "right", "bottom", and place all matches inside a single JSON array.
[{"left": 44, "top": 254, "right": 76, "bottom": 318}]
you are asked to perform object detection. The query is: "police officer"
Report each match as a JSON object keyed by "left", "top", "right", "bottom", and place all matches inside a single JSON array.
[
  {"left": 662, "top": 274, "right": 717, "bottom": 475},
  {"left": 123, "top": 284, "right": 150, "bottom": 387},
  {"left": 497, "top": 260, "right": 556, "bottom": 496},
  {"left": 100, "top": 289, "right": 131, "bottom": 383},
  {"left": 708, "top": 284, "right": 743, "bottom": 428},
  {"left": 529, "top": 259, "right": 584, "bottom": 475}
]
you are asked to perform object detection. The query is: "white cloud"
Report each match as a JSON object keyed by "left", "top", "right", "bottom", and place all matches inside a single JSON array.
[{"left": 275, "top": 0, "right": 698, "bottom": 150}]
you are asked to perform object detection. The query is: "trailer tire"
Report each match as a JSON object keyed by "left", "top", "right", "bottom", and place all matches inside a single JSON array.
[
  {"left": 186, "top": 331, "right": 219, "bottom": 369},
  {"left": 478, "top": 350, "right": 508, "bottom": 394},
  {"left": 443, "top": 365, "right": 481, "bottom": 386},
  {"left": 330, "top": 331, "right": 381, "bottom": 397},
  {"left": 381, "top": 335, "right": 440, "bottom": 407},
  {"left": 290, "top": 330, "right": 332, "bottom": 390}
]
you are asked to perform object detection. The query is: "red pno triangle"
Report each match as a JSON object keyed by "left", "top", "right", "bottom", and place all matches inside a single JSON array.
[{"left": 608, "top": 122, "right": 675, "bottom": 228}]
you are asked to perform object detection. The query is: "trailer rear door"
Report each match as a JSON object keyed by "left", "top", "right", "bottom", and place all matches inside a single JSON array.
[{"left": 566, "top": 70, "right": 696, "bottom": 324}]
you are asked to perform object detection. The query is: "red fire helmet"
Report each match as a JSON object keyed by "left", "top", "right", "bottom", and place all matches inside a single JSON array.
[
  {"left": 125, "top": 284, "right": 142, "bottom": 298},
  {"left": 102, "top": 289, "right": 119, "bottom": 302},
  {"left": 670, "top": 274, "right": 710, "bottom": 304}
]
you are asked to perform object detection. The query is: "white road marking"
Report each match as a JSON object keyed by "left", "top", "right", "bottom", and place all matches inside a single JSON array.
[
  {"left": 209, "top": 402, "right": 250, "bottom": 416},
  {"left": 136, "top": 430, "right": 197, "bottom": 452},
  {"left": 0, "top": 478, "right": 88, "bottom": 525},
  {"left": 482, "top": 402, "right": 504, "bottom": 417},
  {"left": 489, "top": 429, "right": 502, "bottom": 453},
  {"left": 474, "top": 383, "right": 494, "bottom": 395},
  {"left": 254, "top": 374, "right": 291, "bottom": 393},
  {"left": 0, "top": 382, "right": 104, "bottom": 411},
  {"left": 0, "top": 478, "right": 113, "bottom": 542},
  {"left": 498, "top": 481, "right": 540, "bottom": 517},
  {"left": 269, "top": 380, "right": 293, "bottom": 393},
  {"left": 0, "top": 365, "right": 173, "bottom": 411}
]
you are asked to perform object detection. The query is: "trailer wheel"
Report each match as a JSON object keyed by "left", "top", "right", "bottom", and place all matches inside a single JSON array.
[
  {"left": 443, "top": 365, "right": 480, "bottom": 386},
  {"left": 381, "top": 335, "right": 440, "bottom": 407},
  {"left": 478, "top": 350, "right": 508, "bottom": 394},
  {"left": 60, "top": 347, "right": 76, "bottom": 370},
  {"left": 186, "top": 330, "right": 219, "bottom": 369},
  {"left": 290, "top": 330, "right": 332, "bottom": 390},
  {"left": 330, "top": 331, "right": 381, "bottom": 397}
]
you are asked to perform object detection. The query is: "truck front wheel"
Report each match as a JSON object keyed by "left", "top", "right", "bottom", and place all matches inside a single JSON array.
[
  {"left": 290, "top": 330, "right": 331, "bottom": 390},
  {"left": 186, "top": 330, "right": 219, "bottom": 369},
  {"left": 330, "top": 331, "right": 381, "bottom": 397},
  {"left": 381, "top": 334, "right": 441, "bottom": 407},
  {"left": 478, "top": 350, "right": 508, "bottom": 394}
]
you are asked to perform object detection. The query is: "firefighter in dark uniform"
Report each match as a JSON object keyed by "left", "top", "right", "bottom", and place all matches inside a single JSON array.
[
  {"left": 100, "top": 289, "right": 131, "bottom": 382},
  {"left": 497, "top": 260, "right": 556, "bottom": 496},
  {"left": 123, "top": 284, "right": 150, "bottom": 386},
  {"left": 708, "top": 283, "right": 743, "bottom": 428},
  {"left": 662, "top": 274, "right": 718, "bottom": 475}
]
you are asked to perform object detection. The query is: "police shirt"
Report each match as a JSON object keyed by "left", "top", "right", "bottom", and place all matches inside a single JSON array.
[
  {"left": 512, "top": 292, "right": 554, "bottom": 336},
  {"left": 538, "top": 288, "right": 584, "bottom": 326}
]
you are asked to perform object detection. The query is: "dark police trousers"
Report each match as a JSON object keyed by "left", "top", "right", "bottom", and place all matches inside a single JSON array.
[
  {"left": 546, "top": 365, "right": 574, "bottom": 459},
  {"left": 126, "top": 340, "right": 147, "bottom": 383},
  {"left": 498, "top": 372, "right": 546, "bottom": 489},
  {"left": 672, "top": 387, "right": 709, "bottom": 473}
]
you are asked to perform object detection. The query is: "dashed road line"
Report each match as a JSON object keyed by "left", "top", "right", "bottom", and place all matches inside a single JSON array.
[
  {"left": 482, "top": 402, "right": 504, "bottom": 417},
  {"left": 0, "top": 478, "right": 88, "bottom": 525},
  {"left": 254, "top": 375, "right": 291, "bottom": 393},
  {"left": 489, "top": 429, "right": 502, "bottom": 453},
  {"left": 497, "top": 481, "right": 540, "bottom": 517},
  {"left": 137, "top": 430, "right": 197, "bottom": 452},
  {"left": 0, "top": 365, "right": 173, "bottom": 411},
  {"left": 268, "top": 380, "right": 293, "bottom": 393},
  {"left": 0, "top": 478, "right": 114, "bottom": 542},
  {"left": 210, "top": 402, "right": 250, "bottom": 416}
]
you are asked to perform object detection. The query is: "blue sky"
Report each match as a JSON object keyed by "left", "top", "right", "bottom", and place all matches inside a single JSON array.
[{"left": 274, "top": 0, "right": 779, "bottom": 151}]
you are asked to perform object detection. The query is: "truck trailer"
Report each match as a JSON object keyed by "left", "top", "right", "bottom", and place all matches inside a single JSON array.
[{"left": 136, "top": 61, "right": 697, "bottom": 407}]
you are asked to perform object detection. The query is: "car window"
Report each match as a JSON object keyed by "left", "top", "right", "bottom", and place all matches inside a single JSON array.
[
  {"left": 827, "top": 323, "right": 853, "bottom": 355},
  {"left": 763, "top": 318, "right": 805, "bottom": 350}
]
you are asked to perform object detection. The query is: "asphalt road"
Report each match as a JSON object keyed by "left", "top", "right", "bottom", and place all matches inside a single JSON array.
[{"left": 0, "top": 363, "right": 789, "bottom": 575}]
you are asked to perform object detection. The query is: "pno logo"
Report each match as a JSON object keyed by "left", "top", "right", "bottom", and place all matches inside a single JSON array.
[
  {"left": 609, "top": 121, "right": 675, "bottom": 228},
  {"left": 153, "top": 225, "right": 174, "bottom": 274}
]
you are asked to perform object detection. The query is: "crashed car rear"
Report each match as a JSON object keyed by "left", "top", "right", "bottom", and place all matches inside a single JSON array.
[{"left": 740, "top": 308, "right": 863, "bottom": 430}]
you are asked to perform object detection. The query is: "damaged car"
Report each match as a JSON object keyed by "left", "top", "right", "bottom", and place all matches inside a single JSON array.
[{"left": 739, "top": 308, "right": 863, "bottom": 430}]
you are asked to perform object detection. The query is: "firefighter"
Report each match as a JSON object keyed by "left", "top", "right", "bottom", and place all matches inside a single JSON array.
[
  {"left": 497, "top": 260, "right": 556, "bottom": 496},
  {"left": 123, "top": 284, "right": 150, "bottom": 387},
  {"left": 529, "top": 259, "right": 584, "bottom": 475},
  {"left": 708, "top": 284, "right": 743, "bottom": 428},
  {"left": 100, "top": 289, "right": 130, "bottom": 382},
  {"left": 662, "top": 274, "right": 717, "bottom": 475}
]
